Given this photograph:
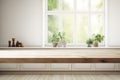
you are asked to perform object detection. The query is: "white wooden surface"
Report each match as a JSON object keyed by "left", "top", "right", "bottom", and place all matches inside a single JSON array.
[
  {"left": 0, "top": 63, "right": 120, "bottom": 71},
  {"left": 95, "top": 63, "right": 115, "bottom": 71},
  {"left": 20, "top": 63, "right": 49, "bottom": 71},
  {"left": 71, "top": 63, "right": 92, "bottom": 71},
  {"left": 118, "top": 64, "right": 120, "bottom": 71},
  {"left": 0, "top": 63, "right": 19, "bottom": 71},
  {"left": 50, "top": 63, "right": 71, "bottom": 71}
]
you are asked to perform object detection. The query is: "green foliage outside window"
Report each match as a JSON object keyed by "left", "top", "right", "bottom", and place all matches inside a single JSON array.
[
  {"left": 48, "top": 0, "right": 58, "bottom": 10},
  {"left": 48, "top": 15, "right": 58, "bottom": 43},
  {"left": 47, "top": 0, "right": 104, "bottom": 44}
]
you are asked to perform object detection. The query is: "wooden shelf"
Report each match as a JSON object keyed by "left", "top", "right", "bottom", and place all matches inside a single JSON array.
[{"left": 0, "top": 48, "right": 120, "bottom": 63}]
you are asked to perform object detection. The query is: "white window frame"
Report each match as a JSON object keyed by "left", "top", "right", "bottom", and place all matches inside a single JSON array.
[{"left": 43, "top": 0, "right": 107, "bottom": 47}]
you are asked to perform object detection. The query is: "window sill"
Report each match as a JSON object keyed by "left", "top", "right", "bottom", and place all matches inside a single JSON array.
[{"left": 0, "top": 47, "right": 120, "bottom": 50}]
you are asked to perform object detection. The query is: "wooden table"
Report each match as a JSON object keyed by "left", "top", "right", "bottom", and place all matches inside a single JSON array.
[{"left": 0, "top": 48, "right": 120, "bottom": 63}]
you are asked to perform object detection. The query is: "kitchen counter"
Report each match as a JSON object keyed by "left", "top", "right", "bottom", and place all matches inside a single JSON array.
[{"left": 0, "top": 48, "right": 120, "bottom": 63}]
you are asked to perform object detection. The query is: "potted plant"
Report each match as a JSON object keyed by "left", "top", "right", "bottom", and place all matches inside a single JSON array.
[
  {"left": 58, "top": 32, "right": 66, "bottom": 47},
  {"left": 92, "top": 34, "right": 104, "bottom": 47},
  {"left": 51, "top": 33, "right": 60, "bottom": 47},
  {"left": 86, "top": 38, "right": 93, "bottom": 47},
  {"left": 51, "top": 32, "right": 66, "bottom": 47}
]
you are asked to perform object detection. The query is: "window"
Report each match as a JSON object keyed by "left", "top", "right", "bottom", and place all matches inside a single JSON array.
[{"left": 45, "top": 0, "right": 105, "bottom": 46}]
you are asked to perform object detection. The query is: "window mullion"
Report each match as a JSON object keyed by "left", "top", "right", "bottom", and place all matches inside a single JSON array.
[
  {"left": 59, "top": 0, "right": 63, "bottom": 32},
  {"left": 105, "top": 0, "right": 108, "bottom": 47},
  {"left": 44, "top": 0, "right": 48, "bottom": 46},
  {"left": 73, "top": 0, "right": 77, "bottom": 45},
  {"left": 88, "top": 0, "right": 92, "bottom": 38}
]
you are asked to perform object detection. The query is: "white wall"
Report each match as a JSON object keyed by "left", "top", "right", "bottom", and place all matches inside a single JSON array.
[
  {"left": 0, "top": 0, "right": 43, "bottom": 47},
  {"left": 108, "top": 0, "right": 120, "bottom": 47},
  {"left": 0, "top": 0, "right": 120, "bottom": 47},
  {"left": 0, "top": 0, "right": 1, "bottom": 43}
]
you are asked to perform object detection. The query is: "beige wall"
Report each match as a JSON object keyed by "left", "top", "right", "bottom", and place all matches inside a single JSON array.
[{"left": 0, "top": 0, "right": 43, "bottom": 47}]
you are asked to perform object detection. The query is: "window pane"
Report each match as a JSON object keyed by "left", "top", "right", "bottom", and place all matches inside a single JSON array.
[
  {"left": 62, "top": 14, "right": 74, "bottom": 43},
  {"left": 77, "top": 14, "right": 89, "bottom": 43},
  {"left": 48, "top": 0, "right": 58, "bottom": 11},
  {"left": 91, "top": 0, "right": 104, "bottom": 11},
  {"left": 48, "top": 15, "right": 59, "bottom": 43},
  {"left": 77, "top": 0, "right": 89, "bottom": 11},
  {"left": 91, "top": 14, "right": 104, "bottom": 34},
  {"left": 62, "top": 0, "right": 74, "bottom": 11}
]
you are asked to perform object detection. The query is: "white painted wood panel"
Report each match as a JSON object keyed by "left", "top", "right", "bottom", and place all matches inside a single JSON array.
[
  {"left": 20, "top": 63, "right": 49, "bottom": 71},
  {"left": 50, "top": 63, "right": 71, "bottom": 71},
  {"left": 118, "top": 63, "right": 120, "bottom": 71},
  {"left": 0, "top": 63, "right": 19, "bottom": 71},
  {"left": 95, "top": 63, "right": 115, "bottom": 71},
  {"left": 0, "top": 63, "right": 118, "bottom": 71},
  {"left": 72, "top": 63, "right": 92, "bottom": 71}
]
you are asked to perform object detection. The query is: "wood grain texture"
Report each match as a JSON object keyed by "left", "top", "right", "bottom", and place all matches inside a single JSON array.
[
  {"left": 0, "top": 72, "right": 120, "bottom": 75},
  {"left": 0, "top": 58, "right": 120, "bottom": 63},
  {"left": 0, "top": 74, "right": 120, "bottom": 80},
  {"left": 0, "top": 48, "right": 120, "bottom": 63}
]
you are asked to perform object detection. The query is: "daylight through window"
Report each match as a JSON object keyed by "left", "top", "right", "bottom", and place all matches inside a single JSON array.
[{"left": 45, "top": 0, "right": 105, "bottom": 46}]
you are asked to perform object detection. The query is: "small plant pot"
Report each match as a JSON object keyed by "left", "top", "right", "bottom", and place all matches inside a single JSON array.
[
  {"left": 93, "top": 41, "right": 99, "bottom": 47},
  {"left": 53, "top": 42, "right": 58, "bottom": 47},
  {"left": 88, "top": 44, "right": 92, "bottom": 47},
  {"left": 57, "top": 42, "right": 63, "bottom": 47},
  {"left": 53, "top": 42, "right": 63, "bottom": 47},
  {"left": 62, "top": 42, "right": 67, "bottom": 47}
]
